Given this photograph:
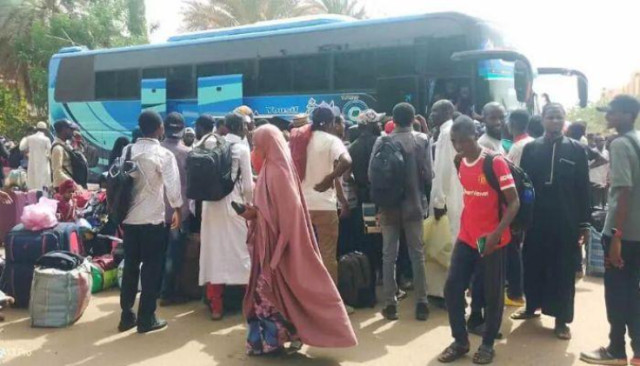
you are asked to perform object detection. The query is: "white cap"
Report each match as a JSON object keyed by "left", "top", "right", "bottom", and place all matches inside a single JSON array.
[{"left": 36, "top": 121, "right": 48, "bottom": 130}]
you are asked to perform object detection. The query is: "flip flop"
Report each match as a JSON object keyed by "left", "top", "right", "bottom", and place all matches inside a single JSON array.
[
  {"left": 510, "top": 309, "right": 540, "bottom": 320},
  {"left": 473, "top": 346, "right": 495, "bottom": 365},
  {"left": 438, "top": 343, "right": 470, "bottom": 363}
]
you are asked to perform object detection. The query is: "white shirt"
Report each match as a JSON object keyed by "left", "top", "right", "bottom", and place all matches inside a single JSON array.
[
  {"left": 123, "top": 138, "right": 183, "bottom": 225},
  {"left": 478, "top": 134, "right": 503, "bottom": 154},
  {"left": 302, "top": 131, "right": 348, "bottom": 211},
  {"left": 507, "top": 135, "right": 536, "bottom": 167},
  {"left": 590, "top": 148, "right": 610, "bottom": 187},
  {"left": 19, "top": 132, "right": 52, "bottom": 190}
]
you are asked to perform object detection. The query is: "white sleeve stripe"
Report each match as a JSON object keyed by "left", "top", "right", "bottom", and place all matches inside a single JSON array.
[{"left": 500, "top": 183, "right": 516, "bottom": 191}]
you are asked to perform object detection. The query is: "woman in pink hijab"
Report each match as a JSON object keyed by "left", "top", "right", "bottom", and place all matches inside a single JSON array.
[{"left": 238, "top": 124, "right": 357, "bottom": 356}]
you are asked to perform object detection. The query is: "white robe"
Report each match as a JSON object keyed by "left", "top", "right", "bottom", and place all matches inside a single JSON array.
[
  {"left": 19, "top": 132, "right": 52, "bottom": 190},
  {"left": 427, "top": 120, "right": 463, "bottom": 297},
  {"left": 199, "top": 134, "right": 254, "bottom": 285}
]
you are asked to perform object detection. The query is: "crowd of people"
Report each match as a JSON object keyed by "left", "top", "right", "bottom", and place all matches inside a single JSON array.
[{"left": 0, "top": 93, "right": 639, "bottom": 365}]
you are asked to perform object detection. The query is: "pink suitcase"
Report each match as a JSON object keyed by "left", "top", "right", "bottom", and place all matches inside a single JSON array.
[{"left": 0, "top": 190, "right": 39, "bottom": 241}]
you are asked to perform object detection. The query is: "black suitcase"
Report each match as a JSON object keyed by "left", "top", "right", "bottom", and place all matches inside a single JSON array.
[{"left": 1, "top": 262, "right": 35, "bottom": 308}]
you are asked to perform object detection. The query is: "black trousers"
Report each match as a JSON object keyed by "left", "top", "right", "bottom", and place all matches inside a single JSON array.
[
  {"left": 603, "top": 236, "right": 640, "bottom": 359},
  {"left": 445, "top": 241, "right": 506, "bottom": 347},
  {"left": 120, "top": 224, "right": 167, "bottom": 326}
]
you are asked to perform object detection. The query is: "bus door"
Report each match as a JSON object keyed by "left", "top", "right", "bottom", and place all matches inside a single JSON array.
[
  {"left": 197, "top": 74, "right": 243, "bottom": 115},
  {"left": 141, "top": 78, "right": 167, "bottom": 113},
  {"left": 376, "top": 76, "right": 420, "bottom": 115}
]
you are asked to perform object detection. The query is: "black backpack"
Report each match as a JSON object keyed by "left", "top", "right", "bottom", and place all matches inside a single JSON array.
[
  {"left": 481, "top": 153, "right": 535, "bottom": 231},
  {"left": 36, "top": 251, "right": 84, "bottom": 271},
  {"left": 186, "top": 134, "right": 238, "bottom": 201},
  {"left": 369, "top": 136, "right": 406, "bottom": 208},
  {"left": 106, "top": 145, "right": 137, "bottom": 224},
  {"left": 338, "top": 252, "right": 375, "bottom": 308},
  {"left": 52, "top": 142, "right": 89, "bottom": 188}
]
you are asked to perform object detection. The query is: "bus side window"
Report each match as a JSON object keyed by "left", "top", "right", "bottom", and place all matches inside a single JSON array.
[
  {"left": 167, "top": 66, "right": 195, "bottom": 100},
  {"left": 259, "top": 58, "right": 292, "bottom": 94},
  {"left": 96, "top": 71, "right": 117, "bottom": 100}
]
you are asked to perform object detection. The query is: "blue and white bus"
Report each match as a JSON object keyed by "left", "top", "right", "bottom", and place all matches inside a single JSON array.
[{"left": 48, "top": 12, "right": 587, "bottom": 168}]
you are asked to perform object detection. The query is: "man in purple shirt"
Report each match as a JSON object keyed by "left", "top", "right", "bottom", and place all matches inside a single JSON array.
[{"left": 160, "top": 112, "right": 192, "bottom": 305}]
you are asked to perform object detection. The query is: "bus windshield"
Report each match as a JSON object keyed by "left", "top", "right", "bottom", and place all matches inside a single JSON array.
[{"left": 475, "top": 59, "right": 523, "bottom": 113}]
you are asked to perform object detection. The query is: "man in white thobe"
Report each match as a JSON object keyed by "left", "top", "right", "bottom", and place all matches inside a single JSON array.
[
  {"left": 19, "top": 121, "right": 52, "bottom": 190},
  {"left": 428, "top": 100, "right": 464, "bottom": 304}
]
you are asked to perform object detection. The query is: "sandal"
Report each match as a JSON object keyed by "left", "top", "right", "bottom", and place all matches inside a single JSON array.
[
  {"left": 510, "top": 309, "right": 540, "bottom": 320},
  {"left": 473, "top": 346, "right": 495, "bottom": 365},
  {"left": 438, "top": 342, "right": 470, "bottom": 363},
  {"left": 554, "top": 325, "right": 571, "bottom": 340}
]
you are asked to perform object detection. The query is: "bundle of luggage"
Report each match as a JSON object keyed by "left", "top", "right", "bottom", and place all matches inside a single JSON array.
[
  {"left": 587, "top": 209, "right": 607, "bottom": 277},
  {"left": 1, "top": 222, "right": 84, "bottom": 307},
  {"left": 89, "top": 254, "right": 118, "bottom": 294},
  {"left": 29, "top": 251, "right": 91, "bottom": 328}
]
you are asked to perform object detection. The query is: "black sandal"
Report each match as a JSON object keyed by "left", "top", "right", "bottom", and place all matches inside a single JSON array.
[
  {"left": 473, "top": 346, "right": 495, "bottom": 365},
  {"left": 554, "top": 325, "right": 572, "bottom": 340},
  {"left": 438, "top": 342, "right": 470, "bottom": 363}
]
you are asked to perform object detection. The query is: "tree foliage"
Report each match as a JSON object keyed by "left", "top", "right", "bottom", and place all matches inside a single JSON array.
[
  {"left": 0, "top": 83, "right": 31, "bottom": 141},
  {"left": 567, "top": 101, "right": 610, "bottom": 134},
  {"left": 180, "top": 0, "right": 366, "bottom": 31},
  {"left": 0, "top": 0, "right": 148, "bottom": 117}
]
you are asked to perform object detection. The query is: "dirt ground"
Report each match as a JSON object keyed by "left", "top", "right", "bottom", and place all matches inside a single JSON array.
[{"left": 0, "top": 277, "right": 619, "bottom": 366}]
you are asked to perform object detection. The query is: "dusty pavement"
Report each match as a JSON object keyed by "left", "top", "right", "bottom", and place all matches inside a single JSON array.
[{"left": 0, "top": 277, "right": 620, "bottom": 366}]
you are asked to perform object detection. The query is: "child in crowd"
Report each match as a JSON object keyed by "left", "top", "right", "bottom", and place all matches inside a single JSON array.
[{"left": 55, "top": 179, "right": 77, "bottom": 222}]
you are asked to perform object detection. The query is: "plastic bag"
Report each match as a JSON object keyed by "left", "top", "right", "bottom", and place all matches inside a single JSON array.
[
  {"left": 423, "top": 215, "right": 453, "bottom": 269},
  {"left": 21, "top": 197, "right": 59, "bottom": 231}
]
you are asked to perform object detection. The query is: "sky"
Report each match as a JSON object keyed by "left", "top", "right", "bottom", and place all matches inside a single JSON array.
[{"left": 146, "top": 0, "right": 639, "bottom": 106}]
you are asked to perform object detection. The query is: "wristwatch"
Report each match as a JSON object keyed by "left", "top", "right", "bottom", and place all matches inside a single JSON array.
[{"left": 611, "top": 228, "right": 623, "bottom": 239}]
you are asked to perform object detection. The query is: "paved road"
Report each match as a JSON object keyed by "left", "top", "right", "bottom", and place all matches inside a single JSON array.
[{"left": 0, "top": 277, "right": 617, "bottom": 366}]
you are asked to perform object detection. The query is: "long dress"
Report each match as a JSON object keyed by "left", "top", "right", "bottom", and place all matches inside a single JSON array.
[
  {"left": 19, "top": 132, "right": 52, "bottom": 190},
  {"left": 520, "top": 136, "right": 590, "bottom": 323},
  {"left": 244, "top": 125, "right": 357, "bottom": 354},
  {"left": 428, "top": 120, "right": 463, "bottom": 297},
  {"left": 199, "top": 134, "right": 254, "bottom": 286}
]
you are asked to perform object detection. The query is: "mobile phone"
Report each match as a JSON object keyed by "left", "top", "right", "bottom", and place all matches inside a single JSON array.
[{"left": 231, "top": 201, "right": 246, "bottom": 215}]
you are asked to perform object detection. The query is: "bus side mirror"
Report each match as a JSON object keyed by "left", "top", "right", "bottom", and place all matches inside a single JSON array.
[
  {"left": 514, "top": 60, "right": 532, "bottom": 103},
  {"left": 578, "top": 77, "right": 588, "bottom": 108}
]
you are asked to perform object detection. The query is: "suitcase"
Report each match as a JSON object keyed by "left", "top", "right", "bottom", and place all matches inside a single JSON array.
[
  {"left": 0, "top": 190, "right": 38, "bottom": 240},
  {"left": 338, "top": 251, "right": 375, "bottom": 308},
  {"left": 5, "top": 223, "right": 84, "bottom": 264},
  {"left": 1, "top": 262, "right": 35, "bottom": 308},
  {"left": 177, "top": 233, "right": 202, "bottom": 300}
]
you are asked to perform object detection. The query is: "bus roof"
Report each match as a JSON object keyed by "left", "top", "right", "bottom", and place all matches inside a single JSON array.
[{"left": 52, "top": 12, "right": 482, "bottom": 59}]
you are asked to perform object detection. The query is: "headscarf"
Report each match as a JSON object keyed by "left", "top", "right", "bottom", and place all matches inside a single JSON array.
[{"left": 246, "top": 124, "right": 357, "bottom": 348}]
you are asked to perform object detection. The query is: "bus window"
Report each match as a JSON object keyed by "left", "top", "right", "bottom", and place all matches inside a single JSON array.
[
  {"left": 95, "top": 71, "right": 117, "bottom": 100},
  {"left": 197, "top": 62, "right": 225, "bottom": 78},
  {"left": 167, "top": 66, "right": 195, "bottom": 99},
  {"left": 259, "top": 58, "right": 292, "bottom": 94},
  {"left": 376, "top": 47, "right": 415, "bottom": 77},
  {"left": 55, "top": 56, "right": 94, "bottom": 102},
  {"left": 116, "top": 69, "right": 140, "bottom": 99},
  {"left": 292, "top": 55, "right": 329, "bottom": 93},
  {"left": 334, "top": 50, "right": 375, "bottom": 90},
  {"left": 143, "top": 67, "right": 167, "bottom": 79},
  {"left": 226, "top": 60, "right": 256, "bottom": 96}
]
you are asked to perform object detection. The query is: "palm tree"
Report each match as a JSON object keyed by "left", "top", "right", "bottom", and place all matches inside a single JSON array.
[
  {"left": 309, "top": 0, "right": 366, "bottom": 19},
  {"left": 180, "top": 0, "right": 322, "bottom": 31}
]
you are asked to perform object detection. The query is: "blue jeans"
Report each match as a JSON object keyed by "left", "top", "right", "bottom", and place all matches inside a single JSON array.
[{"left": 161, "top": 221, "right": 188, "bottom": 300}]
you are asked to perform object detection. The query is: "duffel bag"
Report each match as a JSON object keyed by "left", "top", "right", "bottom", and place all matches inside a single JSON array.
[
  {"left": 177, "top": 233, "right": 202, "bottom": 299},
  {"left": 29, "top": 259, "right": 92, "bottom": 328},
  {"left": 5, "top": 223, "right": 84, "bottom": 264}
]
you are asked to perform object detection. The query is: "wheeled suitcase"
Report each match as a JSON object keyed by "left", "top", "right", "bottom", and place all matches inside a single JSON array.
[
  {"left": 5, "top": 223, "right": 84, "bottom": 264},
  {"left": 1, "top": 262, "right": 35, "bottom": 308}
]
